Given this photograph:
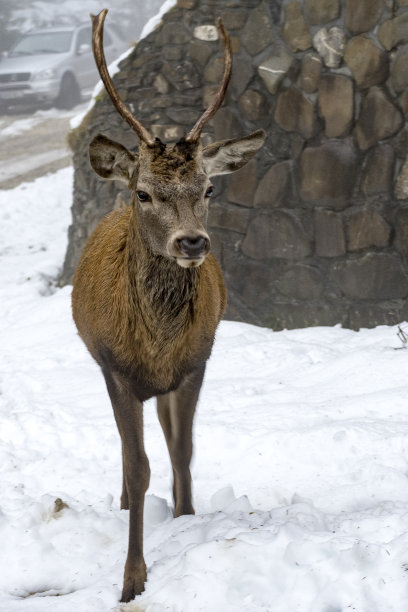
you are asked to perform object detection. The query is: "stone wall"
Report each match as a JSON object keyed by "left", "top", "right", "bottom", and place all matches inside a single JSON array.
[{"left": 62, "top": 0, "right": 408, "bottom": 330}]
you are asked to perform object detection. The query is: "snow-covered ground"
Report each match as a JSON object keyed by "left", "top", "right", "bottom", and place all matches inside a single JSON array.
[{"left": 1, "top": 167, "right": 408, "bottom": 612}]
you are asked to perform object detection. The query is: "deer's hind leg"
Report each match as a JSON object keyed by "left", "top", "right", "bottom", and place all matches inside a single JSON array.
[{"left": 157, "top": 363, "right": 206, "bottom": 517}]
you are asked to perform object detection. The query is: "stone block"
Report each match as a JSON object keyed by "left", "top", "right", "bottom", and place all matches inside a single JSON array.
[
  {"left": 378, "top": 13, "right": 408, "bottom": 50},
  {"left": 361, "top": 144, "right": 395, "bottom": 196},
  {"left": 347, "top": 210, "right": 391, "bottom": 251},
  {"left": 313, "top": 27, "right": 345, "bottom": 68},
  {"left": 318, "top": 74, "right": 354, "bottom": 138},
  {"left": 277, "top": 264, "right": 324, "bottom": 299},
  {"left": 204, "top": 56, "right": 224, "bottom": 83},
  {"left": 219, "top": 11, "right": 248, "bottom": 30},
  {"left": 300, "top": 53, "right": 322, "bottom": 93},
  {"left": 257, "top": 46, "right": 294, "bottom": 94},
  {"left": 345, "top": 0, "right": 383, "bottom": 35},
  {"left": 304, "top": 0, "right": 340, "bottom": 25},
  {"left": 274, "top": 86, "right": 318, "bottom": 138},
  {"left": 188, "top": 40, "right": 213, "bottom": 66},
  {"left": 391, "top": 48, "right": 408, "bottom": 93},
  {"left": 400, "top": 91, "right": 408, "bottom": 120},
  {"left": 212, "top": 107, "right": 243, "bottom": 140},
  {"left": 166, "top": 107, "right": 201, "bottom": 125},
  {"left": 299, "top": 141, "right": 358, "bottom": 207},
  {"left": 150, "top": 124, "right": 184, "bottom": 142},
  {"left": 395, "top": 209, "right": 408, "bottom": 256},
  {"left": 395, "top": 157, "right": 408, "bottom": 199},
  {"left": 282, "top": 1, "right": 312, "bottom": 52},
  {"left": 242, "top": 210, "right": 312, "bottom": 260},
  {"left": 162, "top": 60, "right": 200, "bottom": 91},
  {"left": 231, "top": 56, "right": 254, "bottom": 98},
  {"left": 242, "top": 1, "right": 274, "bottom": 55},
  {"left": 330, "top": 253, "right": 408, "bottom": 299},
  {"left": 344, "top": 36, "right": 389, "bottom": 90},
  {"left": 314, "top": 209, "right": 346, "bottom": 257},
  {"left": 254, "top": 161, "right": 291, "bottom": 208},
  {"left": 208, "top": 201, "right": 251, "bottom": 233},
  {"left": 193, "top": 25, "right": 218, "bottom": 41},
  {"left": 239, "top": 90, "right": 267, "bottom": 121},
  {"left": 156, "top": 22, "right": 191, "bottom": 45},
  {"left": 227, "top": 159, "right": 258, "bottom": 206},
  {"left": 355, "top": 87, "right": 403, "bottom": 151},
  {"left": 153, "top": 74, "right": 169, "bottom": 94}
]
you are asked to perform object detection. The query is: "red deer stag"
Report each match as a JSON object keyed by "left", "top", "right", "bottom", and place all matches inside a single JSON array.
[{"left": 72, "top": 8, "right": 265, "bottom": 602}]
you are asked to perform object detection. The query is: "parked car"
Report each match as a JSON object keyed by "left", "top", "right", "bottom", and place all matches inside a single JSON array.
[{"left": 0, "top": 22, "right": 126, "bottom": 111}]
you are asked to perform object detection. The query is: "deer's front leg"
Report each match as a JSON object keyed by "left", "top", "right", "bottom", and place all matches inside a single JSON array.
[
  {"left": 103, "top": 370, "right": 150, "bottom": 602},
  {"left": 157, "top": 363, "right": 206, "bottom": 517}
]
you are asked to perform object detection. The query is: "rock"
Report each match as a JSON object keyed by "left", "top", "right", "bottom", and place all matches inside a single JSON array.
[
  {"left": 318, "top": 74, "right": 354, "bottom": 137},
  {"left": 219, "top": 11, "right": 248, "bottom": 30},
  {"left": 162, "top": 60, "right": 200, "bottom": 91},
  {"left": 153, "top": 74, "right": 169, "bottom": 94},
  {"left": 395, "top": 209, "right": 408, "bottom": 256},
  {"left": 300, "top": 53, "right": 322, "bottom": 93},
  {"left": 277, "top": 264, "right": 324, "bottom": 299},
  {"left": 188, "top": 40, "right": 213, "bottom": 66},
  {"left": 239, "top": 89, "right": 267, "bottom": 120},
  {"left": 231, "top": 56, "right": 254, "bottom": 97},
  {"left": 257, "top": 46, "right": 294, "bottom": 94},
  {"left": 344, "top": 36, "right": 389, "bottom": 90},
  {"left": 378, "top": 13, "right": 408, "bottom": 50},
  {"left": 399, "top": 91, "right": 408, "bottom": 120},
  {"left": 242, "top": 210, "right": 312, "bottom": 260},
  {"left": 361, "top": 144, "right": 395, "bottom": 196},
  {"left": 212, "top": 107, "right": 243, "bottom": 140},
  {"left": 242, "top": 1, "right": 274, "bottom": 55},
  {"left": 391, "top": 48, "right": 408, "bottom": 93},
  {"left": 330, "top": 253, "right": 408, "bottom": 299},
  {"left": 177, "top": 0, "right": 196, "bottom": 7},
  {"left": 304, "top": 0, "right": 340, "bottom": 25},
  {"left": 345, "top": 0, "right": 383, "bottom": 35},
  {"left": 347, "top": 210, "right": 391, "bottom": 251},
  {"left": 150, "top": 124, "right": 184, "bottom": 142},
  {"left": 355, "top": 87, "right": 403, "bottom": 151},
  {"left": 208, "top": 201, "right": 251, "bottom": 233},
  {"left": 254, "top": 161, "right": 291, "bottom": 208},
  {"left": 299, "top": 141, "right": 358, "bottom": 207},
  {"left": 314, "top": 209, "right": 346, "bottom": 257},
  {"left": 204, "top": 56, "right": 224, "bottom": 83},
  {"left": 166, "top": 107, "right": 201, "bottom": 125},
  {"left": 193, "top": 25, "right": 218, "bottom": 41},
  {"left": 282, "top": 1, "right": 312, "bottom": 52},
  {"left": 274, "top": 86, "right": 318, "bottom": 138},
  {"left": 227, "top": 159, "right": 258, "bottom": 206},
  {"left": 313, "top": 27, "right": 345, "bottom": 68},
  {"left": 395, "top": 157, "right": 408, "bottom": 199},
  {"left": 156, "top": 23, "right": 191, "bottom": 45}
]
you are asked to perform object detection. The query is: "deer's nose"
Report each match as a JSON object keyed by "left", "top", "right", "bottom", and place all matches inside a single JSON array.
[{"left": 177, "top": 235, "right": 210, "bottom": 258}]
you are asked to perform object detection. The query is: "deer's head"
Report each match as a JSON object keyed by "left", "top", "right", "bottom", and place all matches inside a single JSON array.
[{"left": 89, "top": 9, "right": 265, "bottom": 268}]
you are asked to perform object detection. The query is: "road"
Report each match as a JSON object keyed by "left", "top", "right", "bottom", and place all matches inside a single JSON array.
[{"left": 0, "top": 103, "right": 87, "bottom": 189}]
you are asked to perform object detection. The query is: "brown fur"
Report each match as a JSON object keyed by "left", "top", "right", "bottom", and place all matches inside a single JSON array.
[{"left": 72, "top": 126, "right": 264, "bottom": 603}]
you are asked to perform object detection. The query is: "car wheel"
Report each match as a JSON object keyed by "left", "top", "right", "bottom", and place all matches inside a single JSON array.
[{"left": 56, "top": 73, "right": 80, "bottom": 109}]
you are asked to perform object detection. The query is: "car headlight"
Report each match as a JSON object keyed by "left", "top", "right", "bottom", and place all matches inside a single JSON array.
[{"left": 31, "top": 68, "right": 57, "bottom": 81}]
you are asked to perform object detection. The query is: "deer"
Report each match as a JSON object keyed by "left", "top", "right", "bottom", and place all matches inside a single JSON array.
[{"left": 71, "top": 8, "right": 265, "bottom": 602}]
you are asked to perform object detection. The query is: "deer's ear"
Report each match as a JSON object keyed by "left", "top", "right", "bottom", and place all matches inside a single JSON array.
[
  {"left": 202, "top": 129, "right": 266, "bottom": 177},
  {"left": 89, "top": 134, "right": 137, "bottom": 183}
]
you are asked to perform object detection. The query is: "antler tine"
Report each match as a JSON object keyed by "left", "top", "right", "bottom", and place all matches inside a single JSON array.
[
  {"left": 185, "top": 18, "right": 232, "bottom": 144},
  {"left": 91, "top": 9, "right": 155, "bottom": 146}
]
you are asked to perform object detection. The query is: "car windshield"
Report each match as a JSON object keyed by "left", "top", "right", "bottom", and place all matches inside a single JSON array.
[{"left": 10, "top": 31, "right": 73, "bottom": 56}]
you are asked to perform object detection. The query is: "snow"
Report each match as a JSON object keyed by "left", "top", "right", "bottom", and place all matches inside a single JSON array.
[
  {"left": 1, "top": 165, "right": 408, "bottom": 612},
  {"left": 70, "top": 0, "right": 177, "bottom": 131}
]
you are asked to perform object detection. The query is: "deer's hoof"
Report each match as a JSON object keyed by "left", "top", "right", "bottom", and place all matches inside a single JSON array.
[{"left": 120, "top": 562, "right": 147, "bottom": 602}]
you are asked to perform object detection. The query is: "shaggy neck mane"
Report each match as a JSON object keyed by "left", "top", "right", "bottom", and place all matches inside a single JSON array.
[{"left": 125, "top": 216, "right": 200, "bottom": 341}]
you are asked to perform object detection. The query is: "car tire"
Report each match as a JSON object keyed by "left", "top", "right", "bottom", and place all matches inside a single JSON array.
[{"left": 55, "top": 73, "right": 80, "bottom": 109}]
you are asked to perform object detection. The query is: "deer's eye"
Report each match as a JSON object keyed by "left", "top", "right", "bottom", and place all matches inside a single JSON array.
[
  {"left": 137, "top": 190, "right": 151, "bottom": 203},
  {"left": 205, "top": 185, "right": 214, "bottom": 198}
]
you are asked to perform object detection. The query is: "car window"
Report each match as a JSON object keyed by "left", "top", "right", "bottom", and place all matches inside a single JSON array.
[
  {"left": 10, "top": 31, "right": 73, "bottom": 56},
  {"left": 76, "top": 27, "right": 91, "bottom": 50}
]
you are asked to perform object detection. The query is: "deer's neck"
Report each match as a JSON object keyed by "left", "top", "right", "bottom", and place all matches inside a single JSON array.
[{"left": 126, "top": 216, "right": 200, "bottom": 338}]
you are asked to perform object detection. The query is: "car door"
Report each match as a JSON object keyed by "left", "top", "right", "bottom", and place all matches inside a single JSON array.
[{"left": 72, "top": 26, "right": 95, "bottom": 93}]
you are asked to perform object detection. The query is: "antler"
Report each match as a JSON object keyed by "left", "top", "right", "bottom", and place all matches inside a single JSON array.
[
  {"left": 185, "top": 18, "right": 232, "bottom": 143},
  {"left": 91, "top": 9, "right": 155, "bottom": 146}
]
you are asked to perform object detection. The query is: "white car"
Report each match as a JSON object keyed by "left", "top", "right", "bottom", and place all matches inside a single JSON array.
[{"left": 0, "top": 22, "right": 126, "bottom": 111}]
